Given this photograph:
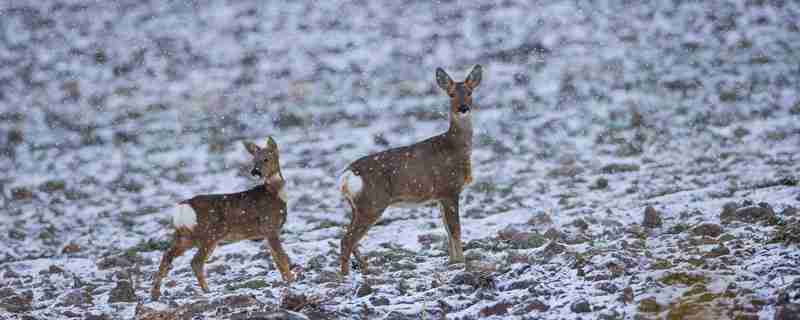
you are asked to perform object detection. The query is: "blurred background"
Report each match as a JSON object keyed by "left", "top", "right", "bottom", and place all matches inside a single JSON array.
[{"left": 0, "top": 0, "right": 799, "bottom": 318}]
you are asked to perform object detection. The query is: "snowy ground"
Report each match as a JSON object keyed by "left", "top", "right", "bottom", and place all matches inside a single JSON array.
[{"left": 1, "top": 0, "right": 799, "bottom": 319}]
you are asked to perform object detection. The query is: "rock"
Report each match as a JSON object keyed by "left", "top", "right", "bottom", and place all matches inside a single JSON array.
[
  {"left": 109, "top": 280, "right": 137, "bottom": 303},
  {"left": 356, "top": 282, "right": 373, "bottom": 297},
  {"left": 638, "top": 297, "right": 661, "bottom": 313},
  {"left": 707, "top": 245, "right": 730, "bottom": 258},
  {"left": 690, "top": 223, "right": 723, "bottom": 237},
  {"left": 62, "top": 289, "right": 93, "bottom": 306},
  {"left": 451, "top": 270, "right": 494, "bottom": 289},
  {"left": 519, "top": 299, "right": 549, "bottom": 313},
  {"left": 543, "top": 228, "right": 563, "bottom": 241},
  {"left": 721, "top": 202, "right": 740, "bottom": 218},
  {"left": 570, "top": 299, "right": 592, "bottom": 313},
  {"left": 84, "top": 313, "right": 111, "bottom": 320},
  {"left": 775, "top": 303, "right": 800, "bottom": 320},
  {"left": 222, "top": 294, "right": 258, "bottom": 307},
  {"left": 540, "top": 241, "right": 566, "bottom": 259},
  {"left": 62, "top": 243, "right": 82, "bottom": 254},
  {"left": 8, "top": 229, "right": 25, "bottom": 241},
  {"left": 237, "top": 311, "right": 310, "bottom": 320},
  {"left": 528, "top": 212, "right": 553, "bottom": 225},
  {"left": 11, "top": 187, "right": 33, "bottom": 201},
  {"left": 504, "top": 279, "right": 536, "bottom": 291},
  {"left": 3, "top": 271, "right": 19, "bottom": 281},
  {"left": 497, "top": 227, "right": 547, "bottom": 249},
  {"left": 569, "top": 218, "right": 589, "bottom": 230},
  {"left": 280, "top": 292, "right": 309, "bottom": 312},
  {"left": 135, "top": 302, "right": 189, "bottom": 320},
  {"left": 0, "top": 290, "right": 32, "bottom": 313},
  {"left": 97, "top": 255, "right": 133, "bottom": 270},
  {"left": 369, "top": 295, "right": 389, "bottom": 306},
  {"left": 479, "top": 301, "right": 511, "bottom": 317},
  {"left": 601, "top": 163, "right": 640, "bottom": 174},
  {"left": 722, "top": 206, "right": 776, "bottom": 223},
  {"left": 643, "top": 206, "right": 662, "bottom": 228},
  {"left": 622, "top": 287, "right": 634, "bottom": 304},
  {"left": 781, "top": 207, "right": 798, "bottom": 216},
  {"left": 596, "top": 282, "right": 619, "bottom": 294}
]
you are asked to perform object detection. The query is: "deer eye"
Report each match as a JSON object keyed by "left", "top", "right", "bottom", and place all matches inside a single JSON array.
[{"left": 466, "top": 91, "right": 472, "bottom": 97}]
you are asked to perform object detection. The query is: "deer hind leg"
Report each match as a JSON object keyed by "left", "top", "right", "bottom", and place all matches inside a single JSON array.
[
  {"left": 190, "top": 240, "right": 217, "bottom": 293},
  {"left": 151, "top": 235, "right": 192, "bottom": 300},
  {"left": 340, "top": 200, "right": 383, "bottom": 276},
  {"left": 265, "top": 230, "right": 294, "bottom": 282},
  {"left": 441, "top": 197, "right": 465, "bottom": 264}
]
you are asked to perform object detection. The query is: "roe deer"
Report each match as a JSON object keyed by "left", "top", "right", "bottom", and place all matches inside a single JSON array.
[
  {"left": 338, "top": 65, "right": 482, "bottom": 275},
  {"left": 150, "top": 137, "right": 293, "bottom": 300}
]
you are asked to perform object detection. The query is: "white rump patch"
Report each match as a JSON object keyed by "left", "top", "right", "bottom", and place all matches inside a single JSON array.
[
  {"left": 339, "top": 170, "right": 363, "bottom": 199},
  {"left": 173, "top": 204, "right": 197, "bottom": 229}
]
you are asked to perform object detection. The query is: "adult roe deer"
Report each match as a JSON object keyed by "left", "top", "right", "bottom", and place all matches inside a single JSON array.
[
  {"left": 338, "top": 65, "right": 482, "bottom": 275},
  {"left": 151, "top": 137, "right": 294, "bottom": 300}
]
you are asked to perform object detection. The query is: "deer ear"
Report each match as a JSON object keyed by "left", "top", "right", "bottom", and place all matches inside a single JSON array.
[
  {"left": 243, "top": 141, "right": 260, "bottom": 155},
  {"left": 465, "top": 65, "right": 482, "bottom": 89},
  {"left": 435, "top": 68, "right": 453, "bottom": 92},
  {"left": 266, "top": 136, "right": 278, "bottom": 150}
]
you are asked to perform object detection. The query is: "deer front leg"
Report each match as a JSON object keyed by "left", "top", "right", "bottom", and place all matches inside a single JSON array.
[
  {"left": 151, "top": 236, "right": 192, "bottom": 300},
  {"left": 441, "top": 197, "right": 465, "bottom": 264},
  {"left": 265, "top": 231, "right": 294, "bottom": 282},
  {"left": 190, "top": 241, "right": 217, "bottom": 293}
]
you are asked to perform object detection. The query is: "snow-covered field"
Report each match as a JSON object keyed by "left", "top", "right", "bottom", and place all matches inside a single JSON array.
[{"left": 1, "top": 0, "right": 799, "bottom": 319}]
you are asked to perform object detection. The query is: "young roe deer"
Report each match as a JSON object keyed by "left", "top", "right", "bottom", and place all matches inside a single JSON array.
[
  {"left": 338, "top": 65, "right": 482, "bottom": 275},
  {"left": 150, "top": 137, "right": 294, "bottom": 300}
]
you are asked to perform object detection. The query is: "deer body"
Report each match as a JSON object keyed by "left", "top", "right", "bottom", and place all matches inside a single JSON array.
[
  {"left": 339, "top": 65, "right": 482, "bottom": 276},
  {"left": 151, "top": 138, "right": 293, "bottom": 301}
]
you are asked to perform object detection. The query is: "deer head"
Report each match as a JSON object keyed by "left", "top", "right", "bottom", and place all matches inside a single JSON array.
[
  {"left": 436, "top": 65, "right": 482, "bottom": 123},
  {"left": 243, "top": 137, "right": 283, "bottom": 186}
]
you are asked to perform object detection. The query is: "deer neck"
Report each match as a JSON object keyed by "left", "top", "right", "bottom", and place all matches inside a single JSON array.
[
  {"left": 446, "top": 112, "right": 473, "bottom": 151},
  {"left": 264, "top": 172, "right": 287, "bottom": 203}
]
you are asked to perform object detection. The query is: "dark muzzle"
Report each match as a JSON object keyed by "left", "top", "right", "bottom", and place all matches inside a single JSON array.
[
  {"left": 458, "top": 105, "right": 470, "bottom": 113},
  {"left": 250, "top": 168, "right": 262, "bottom": 177}
]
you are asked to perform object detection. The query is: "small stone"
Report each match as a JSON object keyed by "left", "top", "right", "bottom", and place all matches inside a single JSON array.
[
  {"left": 690, "top": 223, "right": 723, "bottom": 238},
  {"left": 109, "top": 281, "right": 137, "bottom": 303},
  {"left": 540, "top": 241, "right": 566, "bottom": 259},
  {"left": 356, "top": 282, "right": 373, "bottom": 297},
  {"left": 280, "top": 292, "right": 308, "bottom": 312},
  {"left": 11, "top": 187, "right": 33, "bottom": 201},
  {"left": 520, "top": 299, "right": 549, "bottom": 313},
  {"left": 781, "top": 207, "right": 798, "bottom": 216},
  {"left": 222, "top": 294, "right": 258, "bottom": 307},
  {"left": 63, "top": 243, "right": 82, "bottom": 254},
  {"left": 528, "top": 212, "right": 553, "bottom": 225},
  {"left": 8, "top": 229, "right": 25, "bottom": 241},
  {"left": 570, "top": 299, "right": 592, "bottom": 313},
  {"left": 479, "top": 301, "right": 511, "bottom": 317},
  {"left": 596, "top": 282, "right": 619, "bottom": 294},
  {"left": 369, "top": 295, "right": 389, "bottom": 306},
  {"left": 543, "top": 228, "right": 563, "bottom": 241},
  {"left": 724, "top": 206, "right": 776, "bottom": 223},
  {"left": 638, "top": 297, "right": 661, "bottom": 313},
  {"left": 570, "top": 218, "right": 589, "bottom": 230},
  {"left": 707, "top": 245, "right": 730, "bottom": 258},
  {"left": 643, "top": 206, "right": 662, "bottom": 228},
  {"left": 61, "top": 289, "right": 93, "bottom": 306}
]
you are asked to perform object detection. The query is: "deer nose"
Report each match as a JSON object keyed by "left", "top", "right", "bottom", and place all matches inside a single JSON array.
[
  {"left": 250, "top": 168, "right": 262, "bottom": 177},
  {"left": 458, "top": 105, "right": 470, "bottom": 113}
]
